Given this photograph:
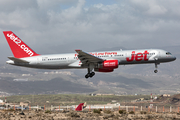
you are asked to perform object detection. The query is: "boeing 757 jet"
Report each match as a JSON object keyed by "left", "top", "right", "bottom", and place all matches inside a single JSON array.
[{"left": 3, "top": 31, "right": 176, "bottom": 78}]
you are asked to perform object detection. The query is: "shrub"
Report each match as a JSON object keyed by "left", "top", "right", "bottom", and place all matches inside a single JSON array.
[
  {"left": 140, "top": 111, "right": 147, "bottom": 114},
  {"left": 93, "top": 109, "right": 101, "bottom": 114},
  {"left": 67, "top": 112, "right": 80, "bottom": 117},
  {"left": 104, "top": 110, "right": 112, "bottom": 114},
  {"left": 45, "top": 110, "right": 51, "bottom": 114},
  {"left": 129, "top": 111, "right": 135, "bottom": 114},
  {"left": 119, "top": 110, "right": 126, "bottom": 114},
  {"left": 4, "top": 109, "right": 14, "bottom": 112}
]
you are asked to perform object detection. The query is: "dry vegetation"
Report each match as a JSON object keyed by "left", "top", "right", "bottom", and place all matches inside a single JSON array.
[
  {"left": 0, "top": 109, "right": 180, "bottom": 120},
  {"left": 1, "top": 94, "right": 150, "bottom": 106}
]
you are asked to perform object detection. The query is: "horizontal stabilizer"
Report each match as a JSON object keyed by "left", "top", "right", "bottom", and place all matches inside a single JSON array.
[{"left": 8, "top": 57, "right": 29, "bottom": 63}]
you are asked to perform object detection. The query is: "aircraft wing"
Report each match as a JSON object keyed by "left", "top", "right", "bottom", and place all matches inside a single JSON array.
[
  {"left": 8, "top": 57, "right": 29, "bottom": 63},
  {"left": 75, "top": 49, "right": 104, "bottom": 64}
]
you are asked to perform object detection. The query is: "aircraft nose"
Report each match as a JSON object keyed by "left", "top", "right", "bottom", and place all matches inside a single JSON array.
[
  {"left": 172, "top": 56, "right": 176, "bottom": 61},
  {"left": 174, "top": 56, "right": 176, "bottom": 60}
]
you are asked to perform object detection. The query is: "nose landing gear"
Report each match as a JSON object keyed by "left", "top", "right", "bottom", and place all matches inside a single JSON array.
[
  {"left": 154, "top": 69, "right": 158, "bottom": 73},
  {"left": 154, "top": 63, "right": 159, "bottom": 73}
]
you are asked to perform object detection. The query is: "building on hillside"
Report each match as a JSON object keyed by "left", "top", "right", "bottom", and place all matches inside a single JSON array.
[
  {"left": 96, "top": 94, "right": 114, "bottom": 96},
  {"left": 89, "top": 93, "right": 96, "bottom": 96},
  {"left": 0, "top": 99, "right": 4, "bottom": 105},
  {"left": 112, "top": 100, "right": 117, "bottom": 103},
  {"left": 163, "top": 94, "right": 171, "bottom": 97},
  {"left": 13, "top": 78, "right": 28, "bottom": 81},
  {"left": 20, "top": 102, "right": 29, "bottom": 107}
]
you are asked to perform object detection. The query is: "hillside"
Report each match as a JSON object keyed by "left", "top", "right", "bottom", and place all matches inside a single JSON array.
[
  {"left": 1, "top": 94, "right": 150, "bottom": 106},
  {"left": 0, "top": 77, "right": 96, "bottom": 94},
  {"left": 155, "top": 94, "right": 180, "bottom": 106}
]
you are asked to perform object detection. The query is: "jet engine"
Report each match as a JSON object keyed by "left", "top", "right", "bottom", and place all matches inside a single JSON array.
[
  {"left": 98, "top": 60, "right": 119, "bottom": 69},
  {"left": 94, "top": 60, "right": 119, "bottom": 72}
]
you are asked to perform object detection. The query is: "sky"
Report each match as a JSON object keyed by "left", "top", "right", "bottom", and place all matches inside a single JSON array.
[{"left": 0, "top": 0, "right": 180, "bottom": 62}]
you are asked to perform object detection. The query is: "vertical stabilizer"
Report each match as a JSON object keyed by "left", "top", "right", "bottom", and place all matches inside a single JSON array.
[
  {"left": 3, "top": 31, "right": 39, "bottom": 58},
  {"left": 75, "top": 103, "right": 84, "bottom": 111}
]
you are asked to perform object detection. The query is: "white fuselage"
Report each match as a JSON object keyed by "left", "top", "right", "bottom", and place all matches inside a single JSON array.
[
  {"left": 6, "top": 49, "right": 176, "bottom": 70},
  {"left": 3, "top": 31, "right": 176, "bottom": 78}
]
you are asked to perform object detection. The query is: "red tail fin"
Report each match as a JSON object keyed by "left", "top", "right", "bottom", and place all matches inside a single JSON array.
[
  {"left": 3, "top": 31, "right": 39, "bottom": 58},
  {"left": 75, "top": 103, "right": 84, "bottom": 111}
]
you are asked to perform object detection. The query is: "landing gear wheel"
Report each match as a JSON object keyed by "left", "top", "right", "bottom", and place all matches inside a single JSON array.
[
  {"left": 154, "top": 70, "right": 158, "bottom": 73},
  {"left": 154, "top": 63, "right": 159, "bottom": 74},
  {"left": 85, "top": 72, "right": 95, "bottom": 79},
  {"left": 85, "top": 74, "right": 89, "bottom": 79},
  {"left": 86, "top": 64, "right": 95, "bottom": 79},
  {"left": 89, "top": 72, "right": 95, "bottom": 78}
]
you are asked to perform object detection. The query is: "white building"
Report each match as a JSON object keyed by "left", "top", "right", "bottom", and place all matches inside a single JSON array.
[{"left": 0, "top": 99, "right": 3, "bottom": 103}]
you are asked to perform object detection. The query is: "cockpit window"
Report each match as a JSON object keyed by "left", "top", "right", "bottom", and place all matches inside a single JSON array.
[{"left": 166, "top": 52, "right": 172, "bottom": 55}]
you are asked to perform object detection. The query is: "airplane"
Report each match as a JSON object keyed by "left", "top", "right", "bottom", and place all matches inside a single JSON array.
[{"left": 3, "top": 31, "right": 176, "bottom": 79}]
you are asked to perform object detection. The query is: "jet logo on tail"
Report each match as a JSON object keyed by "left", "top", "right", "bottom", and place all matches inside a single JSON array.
[{"left": 3, "top": 31, "right": 39, "bottom": 58}]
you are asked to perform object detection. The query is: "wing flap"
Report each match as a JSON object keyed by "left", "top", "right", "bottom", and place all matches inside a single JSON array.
[
  {"left": 75, "top": 49, "right": 104, "bottom": 64},
  {"left": 8, "top": 57, "right": 29, "bottom": 63}
]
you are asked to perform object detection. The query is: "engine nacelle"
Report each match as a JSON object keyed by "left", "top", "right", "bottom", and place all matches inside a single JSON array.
[
  {"left": 94, "top": 68, "right": 114, "bottom": 72},
  {"left": 98, "top": 60, "right": 119, "bottom": 69}
]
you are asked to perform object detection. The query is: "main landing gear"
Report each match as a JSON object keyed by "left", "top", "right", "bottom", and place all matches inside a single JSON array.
[
  {"left": 85, "top": 64, "right": 95, "bottom": 79},
  {"left": 154, "top": 63, "right": 159, "bottom": 73},
  {"left": 85, "top": 72, "right": 95, "bottom": 79}
]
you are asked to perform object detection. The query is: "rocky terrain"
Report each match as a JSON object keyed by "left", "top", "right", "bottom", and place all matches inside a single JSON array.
[
  {"left": 0, "top": 109, "right": 180, "bottom": 120},
  {"left": 1, "top": 93, "right": 180, "bottom": 119},
  {"left": 153, "top": 94, "right": 180, "bottom": 106}
]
